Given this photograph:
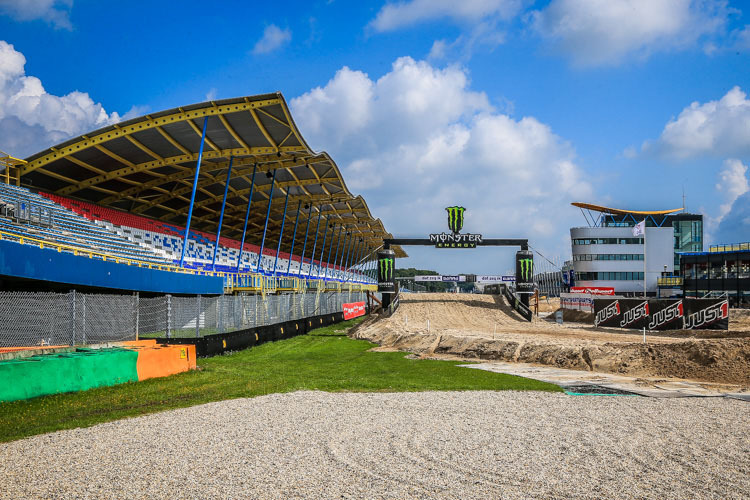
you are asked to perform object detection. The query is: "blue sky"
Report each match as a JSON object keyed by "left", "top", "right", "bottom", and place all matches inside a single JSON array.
[{"left": 0, "top": 0, "right": 748, "bottom": 274}]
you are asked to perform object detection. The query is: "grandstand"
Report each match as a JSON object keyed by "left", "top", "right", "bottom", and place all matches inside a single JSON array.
[
  {"left": 0, "top": 94, "right": 404, "bottom": 291},
  {"left": 0, "top": 94, "right": 405, "bottom": 347}
]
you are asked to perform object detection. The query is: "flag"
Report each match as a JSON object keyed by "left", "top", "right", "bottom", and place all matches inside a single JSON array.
[{"left": 632, "top": 219, "right": 646, "bottom": 237}]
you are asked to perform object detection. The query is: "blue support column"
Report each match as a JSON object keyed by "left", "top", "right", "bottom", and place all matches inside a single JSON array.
[
  {"left": 210, "top": 156, "right": 234, "bottom": 271},
  {"left": 286, "top": 200, "right": 302, "bottom": 274},
  {"left": 179, "top": 116, "right": 208, "bottom": 268},
  {"left": 297, "top": 203, "right": 314, "bottom": 276},
  {"left": 353, "top": 242, "right": 363, "bottom": 274},
  {"left": 308, "top": 208, "right": 323, "bottom": 278},
  {"left": 325, "top": 224, "right": 343, "bottom": 280},
  {"left": 272, "top": 186, "right": 291, "bottom": 276},
  {"left": 256, "top": 169, "right": 277, "bottom": 274},
  {"left": 316, "top": 218, "right": 330, "bottom": 279},
  {"left": 236, "top": 163, "right": 258, "bottom": 273},
  {"left": 337, "top": 231, "right": 350, "bottom": 280},
  {"left": 344, "top": 238, "right": 356, "bottom": 279}
]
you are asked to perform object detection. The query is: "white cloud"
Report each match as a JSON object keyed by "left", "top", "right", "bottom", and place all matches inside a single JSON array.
[
  {"left": 530, "top": 0, "right": 729, "bottom": 66},
  {"left": 252, "top": 24, "right": 291, "bottom": 55},
  {"left": 291, "top": 57, "right": 592, "bottom": 270},
  {"left": 0, "top": 0, "right": 73, "bottom": 30},
  {"left": 642, "top": 86, "right": 750, "bottom": 159},
  {"left": 716, "top": 158, "right": 749, "bottom": 218},
  {"left": 369, "top": 0, "right": 523, "bottom": 32},
  {"left": 0, "top": 40, "right": 123, "bottom": 157}
]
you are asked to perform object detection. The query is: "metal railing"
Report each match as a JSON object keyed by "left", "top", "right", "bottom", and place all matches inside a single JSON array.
[
  {"left": 0, "top": 227, "right": 377, "bottom": 294},
  {"left": 709, "top": 242, "right": 750, "bottom": 253},
  {"left": 0, "top": 289, "right": 369, "bottom": 347},
  {"left": 657, "top": 276, "right": 683, "bottom": 286}
]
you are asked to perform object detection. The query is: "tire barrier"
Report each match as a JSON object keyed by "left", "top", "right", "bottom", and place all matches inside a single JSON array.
[
  {"left": 156, "top": 309, "right": 359, "bottom": 357},
  {"left": 0, "top": 340, "right": 196, "bottom": 402},
  {"left": 594, "top": 298, "right": 729, "bottom": 330}
]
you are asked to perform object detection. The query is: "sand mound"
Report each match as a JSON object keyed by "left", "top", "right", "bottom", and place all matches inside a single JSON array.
[{"left": 354, "top": 293, "right": 750, "bottom": 386}]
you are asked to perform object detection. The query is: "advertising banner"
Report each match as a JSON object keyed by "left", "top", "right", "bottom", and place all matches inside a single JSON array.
[
  {"left": 442, "top": 275, "right": 466, "bottom": 282},
  {"left": 594, "top": 298, "right": 729, "bottom": 330},
  {"left": 515, "top": 250, "right": 534, "bottom": 293},
  {"left": 414, "top": 275, "right": 442, "bottom": 282},
  {"left": 342, "top": 301, "right": 366, "bottom": 320},
  {"left": 478, "top": 276, "right": 500, "bottom": 283},
  {"left": 560, "top": 293, "right": 594, "bottom": 314},
  {"left": 377, "top": 249, "right": 396, "bottom": 294},
  {"left": 571, "top": 286, "right": 615, "bottom": 295}
]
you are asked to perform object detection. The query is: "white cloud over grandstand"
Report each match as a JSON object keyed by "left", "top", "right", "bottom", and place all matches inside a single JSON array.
[
  {"left": 252, "top": 24, "right": 292, "bottom": 55},
  {"left": 0, "top": 0, "right": 73, "bottom": 30},
  {"left": 0, "top": 41, "right": 124, "bottom": 158},
  {"left": 529, "top": 0, "right": 729, "bottom": 66},
  {"left": 642, "top": 86, "right": 750, "bottom": 160},
  {"left": 291, "top": 57, "right": 592, "bottom": 269}
]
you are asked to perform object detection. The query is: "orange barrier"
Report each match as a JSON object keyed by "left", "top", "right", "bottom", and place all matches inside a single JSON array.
[{"left": 127, "top": 344, "right": 196, "bottom": 381}]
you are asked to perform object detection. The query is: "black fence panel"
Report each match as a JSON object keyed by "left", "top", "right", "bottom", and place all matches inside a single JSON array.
[
  {"left": 156, "top": 309, "right": 353, "bottom": 357},
  {"left": 594, "top": 298, "right": 729, "bottom": 330}
]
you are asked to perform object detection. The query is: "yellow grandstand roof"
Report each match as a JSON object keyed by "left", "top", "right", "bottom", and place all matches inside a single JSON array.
[
  {"left": 571, "top": 202, "right": 684, "bottom": 216},
  {"left": 20, "top": 93, "right": 404, "bottom": 259}
]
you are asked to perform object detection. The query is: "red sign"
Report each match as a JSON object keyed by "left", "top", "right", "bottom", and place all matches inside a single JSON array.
[
  {"left": 343, "top": 301, "right": 366, "bottom": 320},
  {"left": 571, "top": 286, "right": 615, "bottom": 295}
]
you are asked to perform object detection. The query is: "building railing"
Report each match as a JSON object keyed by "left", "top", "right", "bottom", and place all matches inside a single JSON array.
[
  {"left": 709, "top": 242, "right": 750, "bottom": 253},
  {"left": 657, "top": 276, "right": 683, "bottom": 287},
  {"left": 0, "top": 227, "right": 377, "bottom": 294}
]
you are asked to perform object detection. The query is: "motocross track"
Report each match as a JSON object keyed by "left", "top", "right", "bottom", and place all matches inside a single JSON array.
[{"left": 353, "top": 293, "right": 750, "bottom": 387}]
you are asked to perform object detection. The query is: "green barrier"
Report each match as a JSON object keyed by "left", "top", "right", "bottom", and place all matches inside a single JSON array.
[{"left": 0, "top": 347, "right": 138, "bottom": 402}]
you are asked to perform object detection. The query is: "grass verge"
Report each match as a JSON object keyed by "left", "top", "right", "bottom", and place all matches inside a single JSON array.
[{"left": 0, "top": 318, "right": 561, "bottom": 442}]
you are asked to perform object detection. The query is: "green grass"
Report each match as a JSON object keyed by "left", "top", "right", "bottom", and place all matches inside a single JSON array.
[{"left": 0, "top": 318, "right": 561, "bottom": 442}]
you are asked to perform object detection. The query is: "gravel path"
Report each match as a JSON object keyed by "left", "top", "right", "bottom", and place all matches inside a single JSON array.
[{"left": 1, "top": 391, "right": 747, "bottom": 499}]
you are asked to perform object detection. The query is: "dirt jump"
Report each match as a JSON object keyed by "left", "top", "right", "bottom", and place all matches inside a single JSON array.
[{"left": 353, "top": 293, "right": 750, "bottom": 387}]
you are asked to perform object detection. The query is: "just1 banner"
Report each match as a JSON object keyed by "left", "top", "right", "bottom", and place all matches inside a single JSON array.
[
  {"left": 343, "top": 302, "right": 366, "bottom": 320},
  {"left": 594, "top": 298, "right": 729, "bottom": 330}
]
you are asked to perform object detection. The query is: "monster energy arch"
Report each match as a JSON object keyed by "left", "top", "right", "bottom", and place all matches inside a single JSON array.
[{"left": 378, "top": 206, "right": 534, "bottom": 313}]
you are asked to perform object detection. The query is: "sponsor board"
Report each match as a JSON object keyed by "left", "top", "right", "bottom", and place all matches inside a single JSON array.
[
  {"left": 476, "top": 275, "right": 515, "bottom": 283},
  {"left": 560, "top": 293, "right": 594, "bottom": 314},
  {"left": 429, "top": 206, "right": 483, "bottom": 248},
  {"left": 570, "top": 286, "right": 615, "bottom": 296},
  {"left": 442, "top": 275, "right": 466, "bottom": 282},
  {"left": 594, "top": 298, "right": 728, "bottom": 330},
  {"left": 343, "top": 301, "right": 366, "bottom": 320},
  {"left": 414, "top": 275, "right": 443, "bottom": 282}
]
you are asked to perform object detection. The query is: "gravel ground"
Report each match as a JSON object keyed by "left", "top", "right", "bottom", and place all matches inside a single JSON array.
[{"left": 1, "top": 391, "right": 748, "bottom": 499}]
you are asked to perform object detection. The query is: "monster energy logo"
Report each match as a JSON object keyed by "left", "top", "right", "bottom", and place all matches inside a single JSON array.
[
  {"left": 379, "top": 258, "right": 393, "bottom": 280},
  {"left": 518, "top": 258, "right": 533, "bottom": 281},
  {"left": 446, "top": 206, "right": 465, "bottom": 233}
]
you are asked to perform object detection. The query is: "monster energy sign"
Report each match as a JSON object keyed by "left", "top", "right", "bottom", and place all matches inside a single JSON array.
[
  {"left": 515, "top": 250, "right": 535, "bottom": 293},
  {"left": 379, "top": 258, "right": 394, "bottom": 281},
  {"left": 377, "top": 248, "right": 396, "bottom": 293},
  {"left": 518, "top": 259, "right": 533, "bottom": 281},
  {"left": 429, "top": 206, "right": 483, "bottom": 248}
]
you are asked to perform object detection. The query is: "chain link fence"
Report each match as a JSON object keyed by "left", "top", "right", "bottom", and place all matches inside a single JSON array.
[{"left": 0, "top": 290, "right": 367, "bottom": 347}]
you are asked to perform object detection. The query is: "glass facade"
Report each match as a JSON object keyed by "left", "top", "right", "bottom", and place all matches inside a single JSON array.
[
  {"left": 576, "top": 272, "right": 644, "bottom": 281},
  {"left": 597, "top": 213, "right": 703, "bottom": 276},
  {"left": 673, "top": 219, "right": 702, "bottom": 272},
  {"left": 573, "top": 253, "right": 643, "bottom": 261},
  {"left": 681, "top": 250, "right": 750, "bottom": 307},
  {"left": 573, "top": 238, "right": 643, "bottom": 245}
]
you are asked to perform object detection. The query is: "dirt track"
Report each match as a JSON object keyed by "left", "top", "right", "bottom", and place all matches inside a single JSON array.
[{"left": 354, "top": 293, "right": 750, "bottom": 387}]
